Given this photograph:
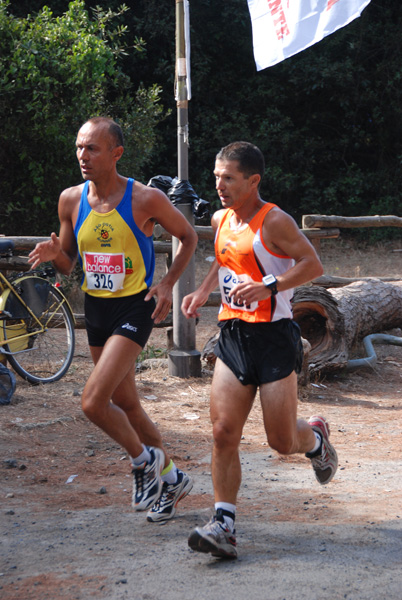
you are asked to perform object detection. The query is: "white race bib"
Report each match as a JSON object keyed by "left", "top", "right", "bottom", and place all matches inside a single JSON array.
[
  {"left": 218, "top": 267, "right": 258, "bottom": 312},
  {"left": 84, "top": 252, "right": 125, "bottom": 292}
]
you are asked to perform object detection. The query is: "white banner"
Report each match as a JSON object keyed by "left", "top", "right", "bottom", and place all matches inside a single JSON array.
[{"left": 247, "top": 0, "right": 371, "bottom": 71}]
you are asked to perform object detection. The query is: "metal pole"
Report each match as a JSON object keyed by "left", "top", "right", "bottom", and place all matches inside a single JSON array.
[{"left": 168, "top": 0, "right": 201, "bottom": 378}]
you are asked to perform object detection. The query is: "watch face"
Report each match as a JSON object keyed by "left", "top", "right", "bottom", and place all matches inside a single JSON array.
[{"left": 263, "top": 274, "right": 276, "bottom": 287}]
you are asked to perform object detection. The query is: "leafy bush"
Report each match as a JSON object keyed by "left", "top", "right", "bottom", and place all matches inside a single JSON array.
[
  {"left": 2, "top": 1, "right": 402, "bottom": 237},
  {"left": 0, "top": 0, "right": 165, "bottom": 235}
]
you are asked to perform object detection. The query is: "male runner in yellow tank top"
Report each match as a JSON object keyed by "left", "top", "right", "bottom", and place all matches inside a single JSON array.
[
  {"left": 29, "top": 117, "right": 197, "bottom": 522},
  {"left": 182, "top": 141, "right": 338, "bottom": 558}
]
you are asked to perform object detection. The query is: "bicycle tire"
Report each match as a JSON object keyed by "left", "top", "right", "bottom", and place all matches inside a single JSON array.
[{"left": 2, "top": 276, "right": 75, "bottom": 384}]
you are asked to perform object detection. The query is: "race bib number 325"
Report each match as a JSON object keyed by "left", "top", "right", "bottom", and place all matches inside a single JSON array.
[{"left": 84, "top": 252, "right": 125, "bottom": 292}]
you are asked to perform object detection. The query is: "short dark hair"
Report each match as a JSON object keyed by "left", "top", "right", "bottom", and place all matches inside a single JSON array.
[
  {"left": 86, "top": 116, "right": 124, "bottom": 148},
  {"left": 216, "top": 141, "right": 265, "bottom": 180}
]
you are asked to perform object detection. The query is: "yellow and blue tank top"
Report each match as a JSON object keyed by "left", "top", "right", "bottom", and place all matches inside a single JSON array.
[
  {"left": 215, "top": 203, "right": 294, "bottom": 323},
  {"left": 74, "top": 178, "right": 155, "bottom": 298}
]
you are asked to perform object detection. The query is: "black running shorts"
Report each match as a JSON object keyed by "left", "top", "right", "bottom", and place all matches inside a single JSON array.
[
  {"left": 214, "top": 318, "right": 303, "bottom": 386},
  {"left": 84, "top": 290, "right": 156, "bottom": 348}
]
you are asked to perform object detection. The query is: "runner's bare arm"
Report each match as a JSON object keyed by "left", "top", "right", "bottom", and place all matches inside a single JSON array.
[
  {"left": 181, "top": 259, "right": 220, "bottom": 319},
  {"left": 143, "top": 187, "right": 198, "bottom": 324},
  {"left": 230, "top": 208, "right": 323, "bottom": 305},
  {"left": 28, "top": 188, "right": 79, "bottom": 275},
  {"left": 265, "top": 208, "right": 323, "bottom": 290}
]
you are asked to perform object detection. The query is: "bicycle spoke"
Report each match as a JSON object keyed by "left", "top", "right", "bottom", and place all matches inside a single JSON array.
[{"left": 3, "top": 278, "right": 75, "bottom": 384}]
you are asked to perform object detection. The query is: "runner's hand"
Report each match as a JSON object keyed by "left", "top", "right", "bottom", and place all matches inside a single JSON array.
[
  {"left": 229, "top": 280, "right": 271, "bottom": 305},
  {"left": 28, "top": 233, "right": 61, "bottom": 269},
  {"left": 145, "top": 282, "right": 173, "bottom": 324},
  {"left": 181, "top": 290, "right": 209, "bottom": 319}
]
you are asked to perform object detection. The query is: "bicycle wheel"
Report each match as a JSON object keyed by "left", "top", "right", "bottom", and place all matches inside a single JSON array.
[{"left": 2, "top": 276, "right": 75, "bottom": 384}]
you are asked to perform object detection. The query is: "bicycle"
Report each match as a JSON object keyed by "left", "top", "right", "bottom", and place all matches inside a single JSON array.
[{"left": 0, "top": 239, "right": 75, "bottom": 384}]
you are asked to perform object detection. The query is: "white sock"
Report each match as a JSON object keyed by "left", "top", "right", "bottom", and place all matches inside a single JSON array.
[
  {"left": 309, "top": 431, "right": 322, "bottom": 454},
  {"left": 161, "top": 460, "right": 178, "bottom": 484},
  {"left": 215, "top": 502, "right": 236, "bottom": 531},
  {"left": 131, "top": 445, "right": 151, "bottom": 466}
]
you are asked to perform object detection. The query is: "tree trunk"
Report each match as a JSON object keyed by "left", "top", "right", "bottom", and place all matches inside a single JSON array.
[
  {"left": 201, "top": 279, "right": 402, "bottom": 381},
  {"left": 292, "top": 279, "right": 402, "bottom": 375}
]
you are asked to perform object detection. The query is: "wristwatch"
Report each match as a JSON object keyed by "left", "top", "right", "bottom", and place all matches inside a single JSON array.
[{"left": 262, "top": 274, "right": 278, "bottom": 295}]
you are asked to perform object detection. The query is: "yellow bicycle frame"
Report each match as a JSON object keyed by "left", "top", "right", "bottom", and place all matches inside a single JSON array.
[{"left": 0, "top": 271, "right": 75, "bottom": 355}]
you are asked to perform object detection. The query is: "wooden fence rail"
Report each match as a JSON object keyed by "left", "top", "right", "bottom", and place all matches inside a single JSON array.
[
  {"left": 0, "top": 225, "right": 339, "bottom": 273},
  {"left": 153, "top": 224, "right": 340, "bottom": 242},
  {"left": 0, "top": 237, "right": 172, "bottom": 272},
  {"left": 302, "top": 214, "right": 402, "bottom": 229},
  {"left": 301, "top": 213, "right": 402, "bottom": 256},
  {"left": 2, "top": 215, "right": 400, "bottom": 320}
]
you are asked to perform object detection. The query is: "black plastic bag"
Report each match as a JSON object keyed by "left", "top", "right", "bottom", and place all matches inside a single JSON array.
[
  {"left": 147, "top": 175, "right": 211, "bottom": 224},
  {"left": 147, "top": 175, "right": 174, "bottom": 196}
]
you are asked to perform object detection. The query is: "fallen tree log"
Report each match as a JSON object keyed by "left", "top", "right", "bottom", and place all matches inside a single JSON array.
[
  {"left": 202, "top": 279, "right": 402, "bottom": 382},
  {"left": 203, "top": 277, "right": 402, "bottom": 300},
  {"left": 292, "top": 279, "right": 402, "bottom": 375}
]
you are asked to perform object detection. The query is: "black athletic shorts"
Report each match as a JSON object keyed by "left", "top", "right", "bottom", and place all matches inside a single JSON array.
[
  {"left": 84, "top": 290, "right": 156, "bottom": 348},
  {"left": 214, "top": 318, "right": 303, "bottom": 386}
]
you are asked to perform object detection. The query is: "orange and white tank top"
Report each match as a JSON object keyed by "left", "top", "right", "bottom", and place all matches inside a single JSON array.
[
  {"left": 215, "top": 203, "right": 294, "bottom": 323},
  {"left": 74, "top": 178, "right": 155, "bottom": 298}
]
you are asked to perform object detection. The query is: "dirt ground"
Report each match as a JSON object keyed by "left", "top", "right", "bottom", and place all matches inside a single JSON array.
[{"left": 1, "top": 238, "right": 402, "bottom": 600}]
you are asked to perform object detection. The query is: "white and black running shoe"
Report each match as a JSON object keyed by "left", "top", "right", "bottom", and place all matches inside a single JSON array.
[
  {"left": 132, "top": 446, "right": 164, "bottom": 511},
  {"left": 147, "top": 470, "right": 193, "bottom": 522}
]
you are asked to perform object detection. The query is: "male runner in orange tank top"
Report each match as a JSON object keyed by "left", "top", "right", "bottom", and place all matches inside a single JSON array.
[{"left": 182, "top": 141, "right": 338, "bottom": 558}]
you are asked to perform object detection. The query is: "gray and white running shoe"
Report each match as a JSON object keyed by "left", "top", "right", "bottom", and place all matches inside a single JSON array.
[
  {"left": 188, "top": 513, "right": 237, "bottom": 559},
  {"left": 307, "top": 415, "right": 338, "bottom": 485}
]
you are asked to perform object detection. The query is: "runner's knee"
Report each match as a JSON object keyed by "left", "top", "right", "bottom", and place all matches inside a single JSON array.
[
  {"left": 212, "top": 420, "right": 241, "bottom": 450},
  {"left": 81, "top": 390, "right": 104, "bottom": 422},
  {"left": 268, "top": 432, "right": 296, "bottom": 455}
]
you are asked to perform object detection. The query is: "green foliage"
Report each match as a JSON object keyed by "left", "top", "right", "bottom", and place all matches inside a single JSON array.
[
  {"left": 0, "top": 0, "right": 165, "bottom": 234},
  {"left": 2, "top": 0, "right": 402, "bottom": 237},
  {"left": 137, "top": 344, "right": 167, "bottom": 363}
]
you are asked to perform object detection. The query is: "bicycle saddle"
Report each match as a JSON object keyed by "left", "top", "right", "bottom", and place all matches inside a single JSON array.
[{"left": 0, "top": 240, "right": 15, "bottom": 253}]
